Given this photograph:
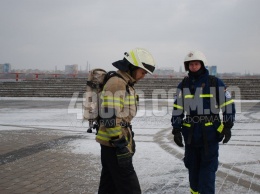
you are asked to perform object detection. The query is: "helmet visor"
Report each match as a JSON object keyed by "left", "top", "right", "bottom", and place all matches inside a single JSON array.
[{"left": 142, "top": 63, "right": 155, "bottom": 73}]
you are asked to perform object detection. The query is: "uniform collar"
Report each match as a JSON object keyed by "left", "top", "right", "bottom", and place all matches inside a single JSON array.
[
  {"left": 117, "top": 70, "right": 136, "bottom": 86},
  {"left": 188, "top": 68, "right": 209, "bottom": 80}
]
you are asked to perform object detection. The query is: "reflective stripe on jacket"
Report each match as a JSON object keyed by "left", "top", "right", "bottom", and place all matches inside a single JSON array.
[
  {"left": 171, "top": 69, "right": 236, "bottom": 145},
  {"left": 96, "top": 70, "right": 137, "bottom": 150}
]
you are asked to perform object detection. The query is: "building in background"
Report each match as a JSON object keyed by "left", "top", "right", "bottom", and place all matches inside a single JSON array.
[
  {"left": 206, "top": 65, "right": 217, "bottom": 76},
  {"left": 65, "top": 64, "right": 78, "bottom": 74},
  {"left": 0, "top": 63, "right": 11, "bottom": 73}
]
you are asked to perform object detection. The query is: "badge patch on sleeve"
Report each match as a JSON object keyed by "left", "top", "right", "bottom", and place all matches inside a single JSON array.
[{"left": 225, "top": 91, "right": 232, "bottom": 98}]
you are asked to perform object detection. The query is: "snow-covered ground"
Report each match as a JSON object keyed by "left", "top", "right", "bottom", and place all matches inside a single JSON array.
[{"left": 0, "top": 97, "right": 259, "bottom": 193}]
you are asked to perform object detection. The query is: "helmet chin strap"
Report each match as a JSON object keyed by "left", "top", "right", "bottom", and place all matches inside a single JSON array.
[{"left": 129, "top": 65, "right": 138, "bottom": 79}]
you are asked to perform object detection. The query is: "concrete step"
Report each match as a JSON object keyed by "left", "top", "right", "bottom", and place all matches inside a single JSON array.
[{"left": 1, "top": 78, "right": 260, "bottom": 100}]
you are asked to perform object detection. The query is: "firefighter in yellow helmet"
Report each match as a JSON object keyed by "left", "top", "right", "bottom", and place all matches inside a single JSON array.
[{"left": 96, "top": 48, "right": 156, "bottom": 194}]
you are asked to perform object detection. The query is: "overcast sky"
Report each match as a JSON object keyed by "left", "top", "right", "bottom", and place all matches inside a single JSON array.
[{"left": 0, "top": 0, "right": 259, "bottom": 74}]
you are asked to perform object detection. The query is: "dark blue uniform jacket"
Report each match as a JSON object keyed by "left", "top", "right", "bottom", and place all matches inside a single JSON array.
[{"left": 171, "top": 70, "right": 236, "bottom": 146}]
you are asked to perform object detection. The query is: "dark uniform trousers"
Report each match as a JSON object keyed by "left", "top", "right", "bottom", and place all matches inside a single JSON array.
[
  {"left": 98, "top": 145, "right": 141, "bottom": 194},
  {"left": 184, "top": 144, "right": 219, "bottom": 194}
]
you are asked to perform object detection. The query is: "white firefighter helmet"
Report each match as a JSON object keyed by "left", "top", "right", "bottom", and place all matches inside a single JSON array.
[
  {"left": 124, "top": 48, "right": 156, "bottom": 74},
  {"left": 184, "top": 50, "right": 207, "bottom": 71}
]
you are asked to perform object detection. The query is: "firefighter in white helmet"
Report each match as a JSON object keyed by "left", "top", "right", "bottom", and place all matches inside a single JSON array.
[
  {"left": 96, "top": 48, "right": 156, "bottom": 194},
  {"left": 171, "top": 50, "right": 236, "bottom": 193}
]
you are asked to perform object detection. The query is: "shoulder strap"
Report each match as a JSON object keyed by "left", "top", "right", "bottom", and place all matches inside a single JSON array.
[
  {"left": 208, "top": 75, "right": 219, "bottom": 104},
  {"left": 103, "top": 71, "right": 130, "bottom": 93},
  {"left": 181, "top": 76, "right": 189, "bottom": 90},
  {"left": 208, "top": 75, "right": 217, "bottom": 87}
]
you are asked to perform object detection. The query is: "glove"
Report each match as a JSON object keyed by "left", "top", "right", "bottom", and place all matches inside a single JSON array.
[
  {"left": 221, "top": 122, "right": 233, "bottom": 144},
  {"left": 172, "top": 128, "right": 184, "bottom": 147},
  {"left": 109, "top": 136, "right": 132, "bottom": 168},
  {"left": 116, "top": 146, "right": 132, "bottom": 168},
  {"left": 222, "top": 127, "right": 231, "bottom": 144}
]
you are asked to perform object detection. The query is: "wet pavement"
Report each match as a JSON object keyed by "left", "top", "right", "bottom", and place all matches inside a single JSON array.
[
  {"left": 0, "top": 129, "right": 100, "bottom": 194},
  {"left": 0, "top": 98, "right": 260, "bottom": 194}
]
